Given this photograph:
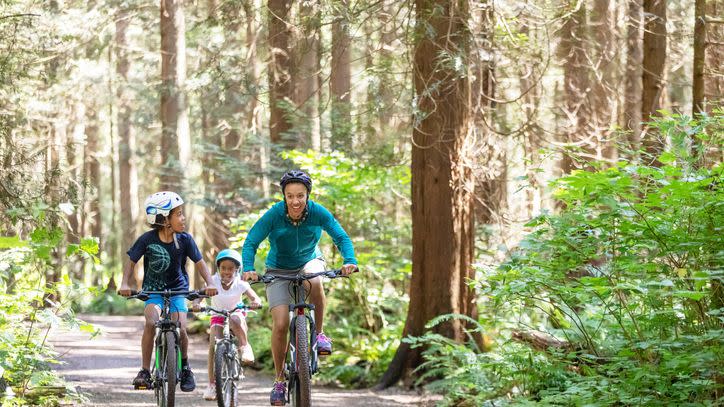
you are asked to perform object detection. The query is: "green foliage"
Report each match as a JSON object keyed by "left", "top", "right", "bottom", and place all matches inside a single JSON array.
[
  {"left": 229, "top": 150, "right": 412, "bottom": 386},
  {"left": 414, "top": 112, "right": 724, "bottom": 405},
  {"left": 0, "top": 208, "right": 100, "bottom": 405}
]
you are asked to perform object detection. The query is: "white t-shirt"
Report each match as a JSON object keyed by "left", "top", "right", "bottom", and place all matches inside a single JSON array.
[{"left": 211, "top": 274, "right": 251, "bottom": 310}]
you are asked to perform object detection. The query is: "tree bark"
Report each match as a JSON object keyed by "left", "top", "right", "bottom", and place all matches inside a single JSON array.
[
  {"left": 116, "top": 8, "right": 138, "bottom": 272},
  {"left": 591, "top": 0, "right": 617, "bottom": 162},
  {"left": 623, "top": 0, "right": 643, "bottom": 152},
  {"left": 641, "top": 0, "right": 667, "bottom": 163},
  {"left": 85, "top": 106, "right": 102, "bottom": 286},
  {"left": 558, "top": 3, "right": 590, "bottom": 174},
  {"left": 268, "top": 0, "right": 295, "bottom": 150},
  {"left": 377, "top": 0, "right": 479, "bottom": 389},
  {"left": 330, "top": 0, "right": 352, "bottom": 152},
  {"left": 294, "top": 0, "right": 320, "bottom": 151},
  {"left": 160, "top": 0, "right": 190, "bottom": 191},
  {"left": 693, "top": 0, "right": 706, "bottom": 116}
]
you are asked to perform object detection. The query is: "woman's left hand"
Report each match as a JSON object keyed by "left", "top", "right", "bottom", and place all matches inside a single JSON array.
[{"left": 340, "top": 264, "right": 358, "bottom": 276}]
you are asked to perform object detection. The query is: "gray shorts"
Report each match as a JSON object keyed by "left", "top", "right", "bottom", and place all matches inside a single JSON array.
[{"left": 265, "top": 258, "right": 326, "bottom": 310}]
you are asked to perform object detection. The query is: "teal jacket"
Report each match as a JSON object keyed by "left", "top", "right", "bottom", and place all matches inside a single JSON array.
[{"left": 241, "top": 200, "right": 357, "bottom": 272}]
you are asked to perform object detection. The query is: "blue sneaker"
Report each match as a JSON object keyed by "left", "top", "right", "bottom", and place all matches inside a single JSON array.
[
  {"left": 270, "top": 381, "right": 286, "bottom": 406},
  {"left": 316, "top": 332, "right": 332, "bottom": 356}
]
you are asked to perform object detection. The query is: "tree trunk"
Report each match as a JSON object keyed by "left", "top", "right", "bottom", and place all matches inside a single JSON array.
[
  {"left": 85, "top": 106, "right": 102, "bottom": 286},
  {"left": 268, "top": 0, "right": 295, "bottom": 150},
  {"left": 693, "top": 0, "right": 706, "bottom": 116},
  {"left": 558, "top": 3, "right": 590, "bottom": 174},
  {"left": 295, "top": 0, "right": 321, "bottom": 151},
  {"left": 160, "top": 0, "right": 190, "bottom": 191},
  {"left": 641, "top": 0, "right": 667, "bottom": 163},
  {"left": 591, "top": 0, "right": 617, "bottom": 162},
  {"left": 704, "top": 0, "right": 723, "bottom": 109},
  {"left": 473, "top": 0, "right": 506, "bottom": 225},
  {"left": 116, "top": 8, "right": 138, "bottom": 274},
  {"left": 330, "top": 0, "right": 352, "bottom": 152},
  {"left": 623, "top": 0, "right": 643, "bottom": 152},
  {"left": 377, "top": 0, "right": 479, "bottom": 389}
]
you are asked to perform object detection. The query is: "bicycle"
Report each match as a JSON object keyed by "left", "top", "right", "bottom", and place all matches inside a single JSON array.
[
  {"left": 197, "top": 302, "right": 261, "bottom": 407},
  {"left": 259, "top": 268, "right": 351, "bottom": 407},
  {"left": 127, "top": 289, "right": 206, "bottom": 407}
]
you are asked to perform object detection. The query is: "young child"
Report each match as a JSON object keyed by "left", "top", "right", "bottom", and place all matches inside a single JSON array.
[
  {"left": 196, "top": 248, "right": 262, "bottom": 401},
  {"left": 119, "top": 191, "right": 218, "bottom": 392}
]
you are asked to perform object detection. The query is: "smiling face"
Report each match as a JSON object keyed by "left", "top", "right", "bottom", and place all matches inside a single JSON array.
[
  {"left": 284, "top": 182, "right": 308, "bottom": 220},
  {"left": 166, "top": 206, "right": 186, "bottom": 233},
  {"left": 218, "top": 259, "right": 239, "bottom": 286}
]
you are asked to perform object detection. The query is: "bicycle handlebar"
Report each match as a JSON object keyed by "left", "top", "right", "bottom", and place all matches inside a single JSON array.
[
  {"left": 257, "top": 268, "right": 356, "bottom": 284},
  {"left": 125, "top": 289, "right": 209, "bottom": 302},
  {"left": 196, "top": 303, "right": 262, "bottom": 316}
]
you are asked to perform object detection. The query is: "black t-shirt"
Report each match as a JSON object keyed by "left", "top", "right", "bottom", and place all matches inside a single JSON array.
[{"left": 127, "top": 230, "right": 202, "bottom": 291}]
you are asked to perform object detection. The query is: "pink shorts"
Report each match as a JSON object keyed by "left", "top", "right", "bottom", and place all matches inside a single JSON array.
[{"left": 210, "top": 310, "right": 246, "bottom": 327}]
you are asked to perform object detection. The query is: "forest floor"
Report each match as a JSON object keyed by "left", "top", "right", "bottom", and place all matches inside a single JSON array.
[{"left": 50, "top": 315, "right": 440, "bottom": 407}]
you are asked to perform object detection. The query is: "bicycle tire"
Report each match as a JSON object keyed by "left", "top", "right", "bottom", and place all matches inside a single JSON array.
[
  {"left": 291, "top": 316, "right": 311, "bottom": 407},
  {"left": 215, "top": 341, "right": 237, "bottom": 407},
  {"left": 165, "top": 331, "right": 177, "bottom": 407},
  {"left": 154, "top": 338, "right": 165, "bottom": 407}
]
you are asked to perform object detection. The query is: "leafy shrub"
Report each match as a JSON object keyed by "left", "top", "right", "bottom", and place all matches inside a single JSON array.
[{"left": 414, "top": 111, "right": 724, "bottom": 405}]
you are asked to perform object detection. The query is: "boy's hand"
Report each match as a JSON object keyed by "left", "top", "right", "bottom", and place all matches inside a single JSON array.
[
  {"left": 340, "top": 264, "right": 358, "bottom": 276},
  {"left": 118, "top": 284, "right": 132, "bottom": 297},
  {"left": 204, "top": 286, "right": 218, "bottom": 296},
  {"left": 243, "top": 271, "right": 259, "bottom": 282}
]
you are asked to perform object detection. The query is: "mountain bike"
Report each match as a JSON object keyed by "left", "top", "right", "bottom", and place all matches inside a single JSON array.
[
  {"left": 127, "top": 289, "right": 205, "bottom": 407},
  {"left": 260, "top": 268, "right": 350, "bottom": 407},
  {"left": 197, "top": 303, "right": 261, "bottom": 407}
]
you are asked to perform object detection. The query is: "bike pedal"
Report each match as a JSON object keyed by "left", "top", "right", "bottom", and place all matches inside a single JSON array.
[
  {"left": 317, "top": 350, "right": 331, "bottom": 356},
  {"left": 134, "top": 385, "right": 150, "bottom": 390}
]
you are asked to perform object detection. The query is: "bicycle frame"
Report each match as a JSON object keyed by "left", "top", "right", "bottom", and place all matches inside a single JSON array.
[
  {"left": 260, "top": 269, "right": 346, "bottom": 407},
  {"left": 128, "top": 289, "right": 203, "bottom": 407}
]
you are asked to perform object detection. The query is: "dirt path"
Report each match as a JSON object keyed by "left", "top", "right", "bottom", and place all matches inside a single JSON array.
[{"left": 50, "top": 315, "right": 439, "bottom": 407}]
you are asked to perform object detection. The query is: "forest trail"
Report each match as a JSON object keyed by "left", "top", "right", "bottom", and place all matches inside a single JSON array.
[{"left": 50, "top": 315, "right": 439, "bottom": 407}]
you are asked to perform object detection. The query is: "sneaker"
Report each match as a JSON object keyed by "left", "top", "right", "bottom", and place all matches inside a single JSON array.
[
  {"left": 203, "top": 384, "right": 216, "bottom": 401},
  {"left": 316, "top": 332, "right": 332, "bottom": 356},
  {"left": 240, "top": 343, "right": 255, "bottom": 365},
  {"left": 270, "top": 381, "right": 286, "bottom": 406},
  {"left": 133, "top": 368, "right": 152, "bottom": 390},
  {"left": 179, "top": 367, "right": 196, "bottom": 392}
]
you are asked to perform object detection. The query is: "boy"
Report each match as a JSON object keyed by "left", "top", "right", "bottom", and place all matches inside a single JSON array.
[
  {"left": 119, "top": 191, "right": 218, "bottom": 392},
  {"left": 196, "top": 248, "right": 262, "bottom": 401}
]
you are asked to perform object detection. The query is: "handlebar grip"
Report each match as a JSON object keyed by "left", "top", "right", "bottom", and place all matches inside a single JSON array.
[{"left": 246, "top": 304, "right": 262, "bottom": 310}]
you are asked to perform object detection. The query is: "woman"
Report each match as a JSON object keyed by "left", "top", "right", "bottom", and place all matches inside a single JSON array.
[{"left": 242, "top": 170, "right": 357, "bottom": 406}]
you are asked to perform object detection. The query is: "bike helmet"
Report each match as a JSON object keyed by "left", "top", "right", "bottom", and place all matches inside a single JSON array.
[
  {"left": 280, "top": 170, "right": 312, "bottom": 193},
  {"left": 144, "top": 191, "right": 184, "bottom": 225},
  {"left": 215, "top": 248, "right": 242, "bottom": 267}
]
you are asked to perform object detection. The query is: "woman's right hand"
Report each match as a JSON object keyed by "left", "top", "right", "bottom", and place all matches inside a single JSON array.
[{"left": 242, "top": 271, "right": 259, "bottom": 282}]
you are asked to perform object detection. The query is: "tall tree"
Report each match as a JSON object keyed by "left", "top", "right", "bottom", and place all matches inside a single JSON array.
[
  {"left": 558, "top": 3, "right": 590, "bottom": 174},
  {"left": 330, "top": 0, "right": 352, "bottom": 152},
  {"left": 116, "top": 8, "right": 138, "bottom": 267},
  {"left": 641, "top": 0, "right": 667, "bottom": 162},
  {"left": 85, "top": 106, "right": 102, "bottom": 286},
  {"left": 295, "top": 0, "right": 321, "bottom": 150},
  {"left": 160, "top": 0, "right": 190, "bottom": 190},
  {"left": 623, "top": 0, "right": 643, "bottom": 151},
  {"left": 693, "top": 0, "right": 723, "bottom": 116},
  {"left": 590, "top": 0, "right": 617, "bottom": 162},
  {"left": 378, "top": 0, "right": 480, "bottom": 388},
  {"left": 268, "top": 0, "right": 295, "bottom": 150}
]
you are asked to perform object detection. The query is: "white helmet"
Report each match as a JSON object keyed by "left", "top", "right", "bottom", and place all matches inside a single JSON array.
[{"left": 144, "top": 191, "right": 184, "bottom": 225}]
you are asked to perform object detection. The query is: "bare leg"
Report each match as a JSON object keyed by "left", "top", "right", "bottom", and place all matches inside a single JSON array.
[
  {"left": 270, "top": 305, "right": 289, "bottom": 381},
  {"left": 307, "top": 277, "right": 326, "bottom": 334},
  {"left": 172, "top": 312, "right": 189, "bottom": 359},
  {"left": 208, "top": 325, "right": 222, "bottom": 383},
  {"left": 141, "top": 305, "right": 161, "bottom": 370},
  {"left": 229, "top": 314, "right": 248, "bottom": 347}
]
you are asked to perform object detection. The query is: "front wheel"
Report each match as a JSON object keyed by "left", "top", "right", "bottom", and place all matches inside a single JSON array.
[
  {"left": 215, "top": 341, "right": 237, "bottom": 407},
  {"left": 164, "top": 331, "right": 177, "bottom": 407},
  {"left": 291, "top": 316, "right": 311, "bottom": 407}
]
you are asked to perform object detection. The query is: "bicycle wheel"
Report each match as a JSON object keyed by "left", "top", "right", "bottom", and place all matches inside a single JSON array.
[
  {"left": 154, "top": 339, "right": 165, "bottom": 407},
  {"left": 215, "top": 341, "right": 236, "bottom": 407},
  {"left": 291, "top": 316, "right": 311, "bottom": 407},
  {"left": 164, "top": 331, "right": 177, "bottom": 407}
]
